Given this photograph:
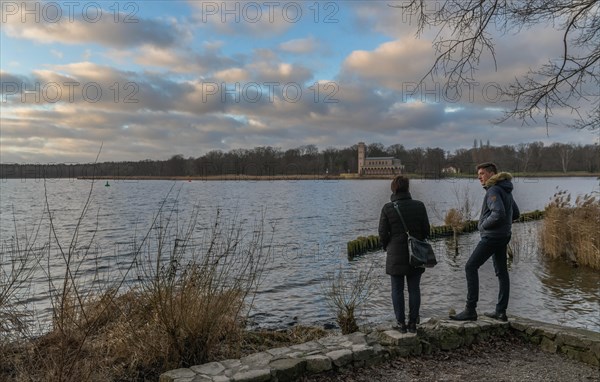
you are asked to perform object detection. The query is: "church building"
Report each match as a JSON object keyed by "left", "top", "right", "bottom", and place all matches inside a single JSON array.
[{"left": 357, "top": 142, "right": 403, "bottom": 175}]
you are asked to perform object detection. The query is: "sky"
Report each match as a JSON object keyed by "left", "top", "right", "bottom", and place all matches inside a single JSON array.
[{"left": 1, "top": 0, "right": 598, "bottom": 163}]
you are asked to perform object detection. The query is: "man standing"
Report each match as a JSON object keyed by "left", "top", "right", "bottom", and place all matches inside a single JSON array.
[{"left": 450, "top": 162, "right": 520, "bottom": 321}]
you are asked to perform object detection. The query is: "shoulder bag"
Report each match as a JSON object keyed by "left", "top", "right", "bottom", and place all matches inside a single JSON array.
[{"left": 392, "top": 201, "right": 437, "bottom": 268}]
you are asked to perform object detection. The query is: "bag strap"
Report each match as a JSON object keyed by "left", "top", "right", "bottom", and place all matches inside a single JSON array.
[{"left": 392, "top": 201, "right": 411, "bottom": 236}]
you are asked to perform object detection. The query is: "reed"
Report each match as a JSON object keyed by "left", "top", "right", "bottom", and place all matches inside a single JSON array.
[{"left": 540, "top": 191, "right": 600, "bottom": 269}]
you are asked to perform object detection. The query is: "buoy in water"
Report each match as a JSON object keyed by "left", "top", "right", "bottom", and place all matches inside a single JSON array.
[{"left": 105, "top": 181, "right": 110, "bottom": 187}]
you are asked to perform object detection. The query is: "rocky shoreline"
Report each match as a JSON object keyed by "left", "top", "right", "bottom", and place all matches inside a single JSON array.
[
  {"left": 160, "top": 316, "right": 599, "bottom": 381},
  {"left": 303, "top": 332, "right": 599, "bottom": 382}
]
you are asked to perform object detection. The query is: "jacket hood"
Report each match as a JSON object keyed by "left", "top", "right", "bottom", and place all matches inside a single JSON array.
[{"left": 485, "top": 172, "right": 513, "bottom": 191}]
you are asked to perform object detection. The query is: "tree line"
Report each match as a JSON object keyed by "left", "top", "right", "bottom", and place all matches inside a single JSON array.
[{"left": 1, "top": 142, "right": 599, "bottom": 179}]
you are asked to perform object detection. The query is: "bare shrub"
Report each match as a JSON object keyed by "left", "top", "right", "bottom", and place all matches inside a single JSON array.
[{"left": 322, "top": 264, "right": 378, "bottom": 334}]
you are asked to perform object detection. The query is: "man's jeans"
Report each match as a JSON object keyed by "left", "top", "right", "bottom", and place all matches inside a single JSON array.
[
  {"left": 465, "top": 236, "right": 511, "bottom": 313},
  {"left": 391, "top": 272, "right": 422, "bottom": 324}
]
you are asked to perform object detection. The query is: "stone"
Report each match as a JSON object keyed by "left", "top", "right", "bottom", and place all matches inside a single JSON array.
[
  {"left": 439, "top": 331, "right": 464, "bottom": 350},
  {"left": 525, "top": 326, "right": 540, "bottom": 336},
  {"left": 266, "top": 346, "right": 292, "bottom": 358},
  {"left": 462, "top": 322, "right": 481, "bottom": 334},
  {"left": 540, "top": 337, "right": 558, "bottom": 353},
  {"left": 240, "top": 352, "right": 273, "bottom": 367},
  {"left": 556, "top": 331, "right": 593, "bottom": 348},
  {"left": 318, "top": 336, "right": 353, "bottom": 350},
  {"left": 270, "top": 358, "right": 307, "bottom": 380},
  {"left": 476, "top": 330, "right": 490, "bottom": 343},
  {"left": 159, "top": 368, "right": 197, "bottom": 382},
  {"left": 305, "top": 354, "right": 333, "bottom": 374},
  {"left": 191, "top": 362, "right": 226, "bottom": 376},
  {"left": 474, "top": 320, "right": 495, "bottom": 332},
  {"left": 420, "top": 340, "right": 433, "bottom": 355},
  {"left": 379, "top": 330, "right": 414, "bottom": 346},
  {"left": 211, "top": 377, "right": 232, "bottom": 382},
  {"left": 529, "top": 336, "right": 542, "bottom": 345},
  {"left": 347, "top": 332, "right": 368, "bottom": 345},
  {"left": 440, "top": 320, "right": 466, "bottom": 332},
  {"left": 286, "top": 351, "right": 305, "bottom": 359},
  {"left": 509, "top": 320, "right": 529, "bottom": 332},
  {"left": 420, "top": 317, "right": 436, "bottom": 325},
  {"left": 221, "top": 359, "right": 242, "bottom": 369},
  {"left": 231, "top": 369, "right": 271, "bottom": 382},
  {"left": 352, "top": 344, "right": 375, "bottom": 362},
  {"left": 536, "top": 324, "right": 562, "bottom": 340},
  {"left": 426, "top": 327, "right": 464, "bottom": 350},
  {"left": 560, "top": 345, "right": 585, "bottom": 363},
  {"left": 326, "top": 349, "right": 353, "bottom": 368},
  {"left": 290, "top": 341, "right": 324, "bottom": 353},
  {"left": 580, "top": 350, "right": 600, "bottom": 368},
  {"left": 191, "top": 376, "right": 212, "bottom": 382},
  {"left": 590, "top": 340, "right": 600, "bottom": 359}
]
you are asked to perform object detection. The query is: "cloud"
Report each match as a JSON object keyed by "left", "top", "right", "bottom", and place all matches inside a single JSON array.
[
  {"left": 1, "top": 1, "right": 594, "bottom": 163},
  {"left": 125, "top": 45, "right": 240, "bottom": 74},
  {"left": 214, "top": 68, "right": 249, "bottom": 82},
  {"left": 342, "top": 39, "right": 435, "bottom": 88},
  {"left": 279, "top": 37, "right": 318, "bottom": 54},
  {"left": 189, "top": 0, "right": 297, "bottom": 37},
  {"left": 50, "top": 49, "right": 63, "bottom": 59},
  {"left": 3, "top": 7, "right": 185, "bottom": 48}
]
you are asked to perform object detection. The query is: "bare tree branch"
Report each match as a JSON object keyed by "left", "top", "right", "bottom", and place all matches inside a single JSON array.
[{"left": 392, "top": 0, "right": 600, "bottom": 130}]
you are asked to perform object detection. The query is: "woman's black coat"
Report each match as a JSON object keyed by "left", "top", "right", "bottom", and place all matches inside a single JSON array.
[{"left": 379, "top": 192, "right": 431, "bottom": 276}]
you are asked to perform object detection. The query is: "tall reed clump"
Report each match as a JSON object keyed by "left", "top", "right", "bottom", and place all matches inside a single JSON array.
[
  {"left": 540, "top": 190, "right": 600, "bottom": 269},
  {"left": 322, "top": 264, "right": 378, "bottom": 334},
  {"left": 0, "top": 181, "right": 272, "bottom": 381}
]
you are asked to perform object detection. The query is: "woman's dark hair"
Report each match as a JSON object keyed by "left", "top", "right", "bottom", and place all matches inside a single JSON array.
[{"left": 391, "top": 175, "right": 409, "bottom": 194}]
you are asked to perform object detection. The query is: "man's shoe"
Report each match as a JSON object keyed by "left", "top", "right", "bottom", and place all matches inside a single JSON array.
[
  {"left": 449, "top": 309, "right": 477, "bottom": 321},
  {"left": 484, "top": 311, "right": 508, "bottom": 321},
  {"left": 407, "top": 322, "right": 417, "bottom": 334}
]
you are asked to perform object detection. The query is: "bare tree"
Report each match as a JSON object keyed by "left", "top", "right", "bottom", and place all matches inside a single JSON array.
[
  {"left": 395, "top": 0, "right": 600, "bottom": 130},
  {"left": 552, "top": 143, "right": 575, "bottom": 173}
]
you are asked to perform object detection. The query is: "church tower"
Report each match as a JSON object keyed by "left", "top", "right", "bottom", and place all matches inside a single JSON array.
[{"left": 357, "top": 142, "right": 366, "bottom": 175}]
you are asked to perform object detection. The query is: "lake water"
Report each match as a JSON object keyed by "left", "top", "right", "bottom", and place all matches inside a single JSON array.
[{"left": 1, "top": 177, "right": 599, "bottom": 332}]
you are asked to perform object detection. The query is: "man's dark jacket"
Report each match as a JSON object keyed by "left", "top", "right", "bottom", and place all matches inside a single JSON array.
[
  {"left": 379, "top": 192, "right": 430, "bottom": 275},
  {"left": 478, "top": 172, "right": 520, "bottom": 238}
]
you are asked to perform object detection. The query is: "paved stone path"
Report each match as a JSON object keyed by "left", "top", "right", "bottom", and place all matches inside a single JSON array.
[{"left": 159, "top": 316, "right": 600, "bottom": 382}]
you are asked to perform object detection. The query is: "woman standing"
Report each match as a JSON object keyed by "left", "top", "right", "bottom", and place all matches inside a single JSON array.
[{"left": 378, "top": 176, "right": 431, "bottom": 333}]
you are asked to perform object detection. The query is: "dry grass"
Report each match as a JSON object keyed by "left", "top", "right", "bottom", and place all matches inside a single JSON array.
[
  {"left": 0, "top": 180, "right": 280, "bottom": 381},
  {"left": 540, "top": 190, "right": 600, "bottom": 269}
]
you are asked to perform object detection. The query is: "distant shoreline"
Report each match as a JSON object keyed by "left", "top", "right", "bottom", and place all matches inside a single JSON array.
[{"left": 74, "top": 172, "right": 600, "bottom": 181}]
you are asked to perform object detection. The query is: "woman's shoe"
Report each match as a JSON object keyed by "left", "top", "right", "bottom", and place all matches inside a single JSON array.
[
  {"left": 393, "top": 321, "right": 407, "bottom": 333},
  {"left": 407, "top": 322, "right": 417, "bottom": 334}
]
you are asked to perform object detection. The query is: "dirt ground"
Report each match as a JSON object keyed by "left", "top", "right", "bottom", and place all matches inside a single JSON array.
[{"left": 301, "top": 333, "right": 600, "bottom": 382}]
